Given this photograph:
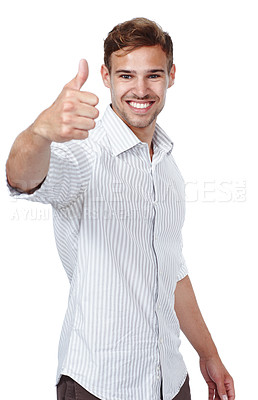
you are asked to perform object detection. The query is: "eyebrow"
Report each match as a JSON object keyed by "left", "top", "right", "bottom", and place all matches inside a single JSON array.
[{"left": 115, "top": 69, "right": 166, "bottom": 75}]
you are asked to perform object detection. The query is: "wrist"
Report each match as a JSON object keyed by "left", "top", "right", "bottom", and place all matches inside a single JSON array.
[
  {"left": 30, "top": 110, "right": 52, "bottom": 145},
  {"left": 199, "top": 347, "right": 219, "bottom": 361},
  {"left": 196, "top": 335, "right": 219, "bottom": 360}
]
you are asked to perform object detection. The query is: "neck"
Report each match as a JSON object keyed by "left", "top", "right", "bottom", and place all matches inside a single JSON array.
[
  {"left": 111, "top": 104, "right": 155, "bottom": 159},
  {"left": 130, "top": 120, "right": 156, "bottom": 152}
]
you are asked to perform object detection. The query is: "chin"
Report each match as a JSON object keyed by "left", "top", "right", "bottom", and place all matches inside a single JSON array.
[
  {"left": 122, "top": 110, "right": 158, "bottom": 129},
  {"left": 131, "top": 119, "right": 155, "bottom": 129}
]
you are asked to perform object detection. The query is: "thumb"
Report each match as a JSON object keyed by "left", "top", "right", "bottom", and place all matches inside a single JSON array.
[{"left": 65, "top": 59, "right": 89, "bottom": 90}]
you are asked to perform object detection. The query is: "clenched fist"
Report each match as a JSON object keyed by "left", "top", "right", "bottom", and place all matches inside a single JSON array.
[{"left": 33, "top": 59, "right": 99, "bottom": 142}]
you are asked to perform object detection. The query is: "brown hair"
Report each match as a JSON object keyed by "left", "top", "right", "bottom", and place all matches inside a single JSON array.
[{"left": 104, "top": 17, "right": 173, "bottom": 73}]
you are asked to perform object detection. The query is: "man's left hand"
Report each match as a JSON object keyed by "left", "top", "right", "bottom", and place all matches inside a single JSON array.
[{"left": 199, "top": 355, "right": 235, "bottom": 400}]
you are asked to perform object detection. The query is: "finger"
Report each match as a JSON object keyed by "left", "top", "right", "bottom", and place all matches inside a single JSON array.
[
  {"left": 65, "top": 59, "right": 89, "bottom": 90},
  {"left": 217, "top": 382, "right": 228, "bottom": 400},
  {"left": 225, "top": 377, "right": 235, "bottom": 400},
  {"left": 75, "top": 104, "right": 99, "bottom": 119},
  {"left": 72, "top": 117, "right": 96, "bottom": 131},
  {"left": 78, "top": 90, "right": 99, "bottom": 106},
  {"left": 217, "top": 375, "right": 234, "bottom": 400},
  {"left": 70, "top": 128, "right": 90, "bottom": 140},
  {"left": 208, "top": 385, "right": 215, "bottom": 400}
]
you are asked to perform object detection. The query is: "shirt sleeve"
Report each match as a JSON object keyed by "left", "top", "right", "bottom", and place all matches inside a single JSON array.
[
  {"left": 177, "top": 254, "right": 188, "bottom": 281},
  {"left": 7, "top": 140, "right": 96, "bottom": 208}
]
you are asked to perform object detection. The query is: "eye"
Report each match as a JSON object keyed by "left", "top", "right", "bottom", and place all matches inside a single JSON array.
[
  {"left": 148, "top": 74, "right": 160, "bottom": 79},
  {"left": 120, "top": 74, "right": 132, "bottom": 79}
]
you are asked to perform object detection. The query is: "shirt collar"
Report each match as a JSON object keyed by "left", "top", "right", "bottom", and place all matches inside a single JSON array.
[
  {"left": 152, "top": 123, "right": 174, "bottom": 155},
  {"left": 102, "top": 104, "right": 173, "bottom": 156}
]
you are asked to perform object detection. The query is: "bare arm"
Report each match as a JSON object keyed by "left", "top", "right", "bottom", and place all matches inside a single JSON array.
[
  {"left": 6, "top": 126, "right": 51, "bottom": 193},
  {"left": 175, "top": 275, "right": 235, "bottom": 400},
  {"left": 6, "top": 59, "right": 99, "bottom": 193}
]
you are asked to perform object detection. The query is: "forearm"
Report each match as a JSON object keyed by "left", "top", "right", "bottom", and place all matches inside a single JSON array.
[
  {"left": 6, "top": 122, "right": 51, "bottom": 193},
  {"left": 174, "top": 275, "right": 218, "bottom": 359}
]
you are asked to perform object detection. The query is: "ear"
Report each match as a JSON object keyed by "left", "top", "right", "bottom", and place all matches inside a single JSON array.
[
  {"left": 168, "top": 64, "right": 176, "bottom": 88},
  {"left": 101, "top": 64, "right": 111, "bottom": 88}
]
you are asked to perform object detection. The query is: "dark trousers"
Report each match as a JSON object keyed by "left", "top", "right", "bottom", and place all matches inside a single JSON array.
[{"left": 57, "top": 374, "right": 191, "bottom": 400}]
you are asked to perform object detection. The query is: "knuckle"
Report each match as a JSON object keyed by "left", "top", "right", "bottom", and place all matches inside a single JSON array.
[
  {"left": 63, "top": 88, "right": 78, "bottom": 104},
  {"left": 63, "top": 87, "right": 73, "bottom": 98},
  {"left": 61, "top": 113, "right": 72, "bottom": 125},
  {"left": 63, "top": 101, "right": 75, "bottom": 112},
  {"left": 60, "top": 125, "right": 71, "bottom": 138}
]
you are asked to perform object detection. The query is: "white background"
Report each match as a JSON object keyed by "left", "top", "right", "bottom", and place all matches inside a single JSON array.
[{"left": 1, "top": 1, "right": 257, "bottom": 399}]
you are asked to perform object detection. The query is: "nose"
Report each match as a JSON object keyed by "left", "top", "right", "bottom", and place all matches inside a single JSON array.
[{"left": 132, "top": 77, "right": 149, "bottom": 98}]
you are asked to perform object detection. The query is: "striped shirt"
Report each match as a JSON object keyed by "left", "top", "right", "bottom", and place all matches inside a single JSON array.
[{"left": 9, "top": 104, "right": 188, "bottom": 400}]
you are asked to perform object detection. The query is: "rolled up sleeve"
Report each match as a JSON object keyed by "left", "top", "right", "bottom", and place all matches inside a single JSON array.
[{"left": 7, "top": 140, "right": 96, "bottom": 209}]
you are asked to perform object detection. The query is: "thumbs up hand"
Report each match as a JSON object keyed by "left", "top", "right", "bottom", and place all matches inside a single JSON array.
[
  {"left": 66, "top": 58, "right": 89, "bottom": 90},
  {"left": 33, "top": 59, "right": 99, "bottom": 143}
]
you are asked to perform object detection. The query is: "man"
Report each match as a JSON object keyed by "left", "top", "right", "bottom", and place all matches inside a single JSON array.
[{"left": 6, "top": 18, "right": 235, "bottom": 400}]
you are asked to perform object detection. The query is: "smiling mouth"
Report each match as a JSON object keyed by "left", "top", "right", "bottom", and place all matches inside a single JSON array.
[{"left": 126, "top": 101, "right": 155, "bottom": 110}]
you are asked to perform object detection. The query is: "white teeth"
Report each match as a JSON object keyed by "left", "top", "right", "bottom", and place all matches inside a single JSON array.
[{"left": 129, "top": 102, "right": 151, "bottom": 109}]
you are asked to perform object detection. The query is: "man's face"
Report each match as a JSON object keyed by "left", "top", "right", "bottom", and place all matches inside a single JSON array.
[{"left": 101, "top": 45, "right": 175, "bottom": 132}]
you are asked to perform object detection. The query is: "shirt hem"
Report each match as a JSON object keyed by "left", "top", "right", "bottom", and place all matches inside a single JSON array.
[{"left": 169, "top": 370, "right": 188, "bottom": 400}]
